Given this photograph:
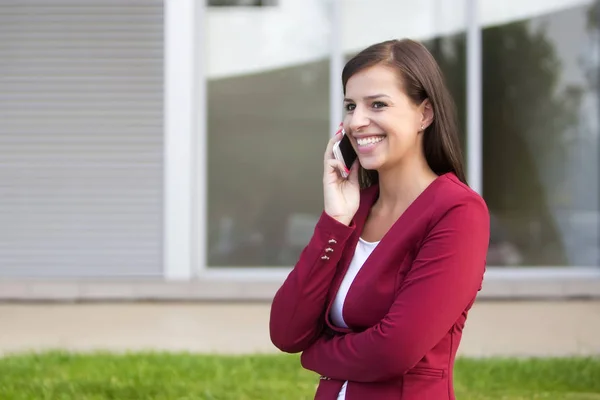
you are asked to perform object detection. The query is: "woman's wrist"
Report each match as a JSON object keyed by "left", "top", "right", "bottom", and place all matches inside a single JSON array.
[{"left": 328, "top": 214, "right": 352, "bottom": 226}]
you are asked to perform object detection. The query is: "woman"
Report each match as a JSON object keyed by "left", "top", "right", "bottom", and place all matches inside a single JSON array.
[{"left": 269, "top": 39, "right": 490, "bottom": 400}]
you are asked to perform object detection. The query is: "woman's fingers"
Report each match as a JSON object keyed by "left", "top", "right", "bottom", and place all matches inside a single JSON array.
[
  {"left": 324, "top": 123, "right": 344, "bottom": 161},
  {"left": 325, "top": 158, "right": 349, "bottom": 178}
]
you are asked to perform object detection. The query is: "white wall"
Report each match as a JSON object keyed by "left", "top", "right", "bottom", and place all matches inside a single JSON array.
[{"left": 206, "top": 0, "right": 593, "bottom": 79}]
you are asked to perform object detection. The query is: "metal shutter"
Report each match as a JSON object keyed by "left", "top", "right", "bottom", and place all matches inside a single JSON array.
[{"left": 0, "top": 0, "right": 164, "bottom": 278}]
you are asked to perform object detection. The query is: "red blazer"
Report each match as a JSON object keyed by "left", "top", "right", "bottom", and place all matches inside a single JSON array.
[{"left": 269, "top": 172, "right": 490, "bottom": 400}]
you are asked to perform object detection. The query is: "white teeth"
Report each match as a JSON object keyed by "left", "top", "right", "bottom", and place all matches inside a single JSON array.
[{"left": 357, "top": 136, "right": 384, "bottom": 146}]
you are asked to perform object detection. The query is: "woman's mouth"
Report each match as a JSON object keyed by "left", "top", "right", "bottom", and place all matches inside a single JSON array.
[{"left": 355, "top": 135, "right": 386, "bottom": 153}]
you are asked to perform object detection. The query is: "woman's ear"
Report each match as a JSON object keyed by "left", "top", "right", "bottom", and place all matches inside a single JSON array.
[{"left": 420, "top": 99, "right": 434, "bottom": 131}]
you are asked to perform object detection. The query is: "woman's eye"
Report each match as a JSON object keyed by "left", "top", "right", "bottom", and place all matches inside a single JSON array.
[
  {"left": 344, "top": 103, "right": 356, "bottom": 112},
  {"left": 372, "top": 101, "right": 387, "bottom": 109}
]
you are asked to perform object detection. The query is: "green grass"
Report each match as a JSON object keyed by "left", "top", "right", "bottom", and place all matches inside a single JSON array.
[{"left": 0, "top": 352, "right": 598, "bottom": 399}]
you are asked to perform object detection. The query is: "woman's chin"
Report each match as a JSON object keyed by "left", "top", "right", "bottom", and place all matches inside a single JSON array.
[{"left": 358, "top": 157, "right": 383, "bottom": 172}]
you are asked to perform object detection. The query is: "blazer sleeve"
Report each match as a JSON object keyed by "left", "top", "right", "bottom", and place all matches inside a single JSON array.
[
  {"left": 300, "top": 195, "right": 490, "bottom": 382},
  {"left": 269, "top": 211, "right": 355, "bottom": 353}
]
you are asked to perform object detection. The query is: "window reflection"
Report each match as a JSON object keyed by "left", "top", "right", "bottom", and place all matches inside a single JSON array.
[
  {"left": 205, "top": 2, "right": 599, "bottom": 268},
  {"left": 207, "top": 62, "right": 329, "bottom": 267},
  {"left": 434, "top": 4, "right": 599, "bottom": 266}
]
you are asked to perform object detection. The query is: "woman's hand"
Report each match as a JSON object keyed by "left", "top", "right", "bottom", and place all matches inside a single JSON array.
[{"left": 323, "top": 125, "right": 360, "bottom": 226}]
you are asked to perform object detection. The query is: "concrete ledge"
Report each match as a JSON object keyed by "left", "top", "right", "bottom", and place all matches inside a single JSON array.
[
  {"left": 0, "top": 279, "right": 275, "bottom": 302},
  {"left": 0, "top": 301, "right": 598, "bottom": 357},
  {"left": 0, "top": 274, "right": 599, "bottom": 302}
]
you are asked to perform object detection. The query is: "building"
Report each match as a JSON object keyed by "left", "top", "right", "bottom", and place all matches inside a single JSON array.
[{"left": 1, "top": 0, "right": 598, "bottom": 300}]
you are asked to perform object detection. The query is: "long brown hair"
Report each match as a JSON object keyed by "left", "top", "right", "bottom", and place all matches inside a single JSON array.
[{"left": 342, "top": 39, "right": 467, "bottom": 189}]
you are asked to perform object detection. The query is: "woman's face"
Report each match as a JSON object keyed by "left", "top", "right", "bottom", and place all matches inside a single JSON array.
[{"left": 343, "top": 64, "right": 430, "bottom": 173}]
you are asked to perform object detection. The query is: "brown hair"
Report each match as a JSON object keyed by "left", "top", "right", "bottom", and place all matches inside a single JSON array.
[{"left": 342, "top": 39, "right": 467, "bottom": 189}]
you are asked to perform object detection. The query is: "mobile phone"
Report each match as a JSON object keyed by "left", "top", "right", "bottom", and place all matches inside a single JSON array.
[{"left": 332, "top": 129, "right": 357, "bottom": 178}]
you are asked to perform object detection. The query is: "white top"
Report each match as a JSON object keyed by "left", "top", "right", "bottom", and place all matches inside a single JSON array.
[{"left": 329, "top": 237, "right": 379, "bottom": 400}]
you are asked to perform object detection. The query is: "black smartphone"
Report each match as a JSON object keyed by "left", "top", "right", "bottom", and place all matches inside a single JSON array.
[{"left": 332, "top": 129, "right": 357, "bottom": 178}]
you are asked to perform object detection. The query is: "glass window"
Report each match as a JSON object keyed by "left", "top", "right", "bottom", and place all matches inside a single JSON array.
[
  {"left": 482, "top": 2, "right": 599, "bottom": 267},
  {"left": 206, "top": 2, "right": 330, "bottom": 267}
]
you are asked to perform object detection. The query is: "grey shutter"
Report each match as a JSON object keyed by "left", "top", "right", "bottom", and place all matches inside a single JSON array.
[{"left": 0, "top": 0, "right": 164, "bottom": 278}]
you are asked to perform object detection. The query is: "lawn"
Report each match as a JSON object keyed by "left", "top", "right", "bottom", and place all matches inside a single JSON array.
[{"left": 0, "top": 352, "right": 598, "bottom": 399}]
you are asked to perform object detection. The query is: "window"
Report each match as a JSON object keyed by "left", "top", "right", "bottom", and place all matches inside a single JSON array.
[
  {"left": 481, "top": 3, "right": 599, "bottom": 267},
  {"left": 205, "top": 2, "right": 330, "bottom": 267}
]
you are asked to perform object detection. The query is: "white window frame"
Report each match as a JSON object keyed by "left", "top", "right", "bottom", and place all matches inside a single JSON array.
[{"left": 164, "top": 0, "right": 196, "bottom": 280}]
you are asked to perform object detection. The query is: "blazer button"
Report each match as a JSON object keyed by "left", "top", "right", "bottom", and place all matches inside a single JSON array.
[
  {"left": 321, "top": 255, "right": 330, "bottom": 260},
  {"left": 325, "top": 247, "right": 334, "bottom": 253},
  {"left": 328, "top": 239, "right": 337, "bottom": 244}
]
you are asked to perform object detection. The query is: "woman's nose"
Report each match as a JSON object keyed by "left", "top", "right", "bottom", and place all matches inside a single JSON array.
[{"left": 348, "top": 107, "right": 369, "bottom": 132}]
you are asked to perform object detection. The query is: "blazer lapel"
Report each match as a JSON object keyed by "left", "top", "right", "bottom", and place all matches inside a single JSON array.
[{"left": 323, "top": 184, "right": 379, "bottom": 334}]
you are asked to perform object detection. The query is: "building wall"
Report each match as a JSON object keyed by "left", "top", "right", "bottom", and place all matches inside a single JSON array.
[
  {"left": 0, "top": 0, "right": 164, "bottom": 277},
  {"left": 1, "top": 0, "right": 598, "bottom": 294}
]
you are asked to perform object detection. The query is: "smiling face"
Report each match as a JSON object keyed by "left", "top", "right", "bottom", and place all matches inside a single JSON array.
[{"left": 343, "top": 64, "right": 430, "bottom": 173}]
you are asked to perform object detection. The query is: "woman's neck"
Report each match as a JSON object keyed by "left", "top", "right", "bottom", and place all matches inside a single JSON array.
[{"left": 374, "top": 155, "right": 439, "bottom": 216}]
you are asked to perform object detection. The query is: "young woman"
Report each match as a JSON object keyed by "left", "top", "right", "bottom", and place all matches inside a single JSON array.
[{"left": 269, "top": 39, "right": 490, "bottom": 400}]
